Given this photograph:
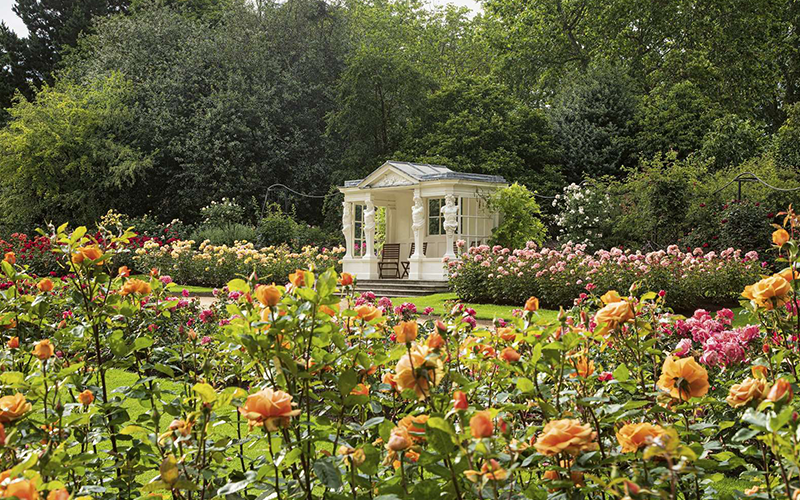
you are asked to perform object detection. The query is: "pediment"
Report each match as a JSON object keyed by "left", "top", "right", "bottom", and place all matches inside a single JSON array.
[{"left": 358, "top": 163, "right": 418, "bottom": 188}]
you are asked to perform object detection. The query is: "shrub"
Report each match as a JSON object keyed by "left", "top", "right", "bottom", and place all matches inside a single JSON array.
[
  {"left": 551, "top": 181, "right": 614, "bottom": 249},
  {"left": 486, "top": 183, "right": 546, "bottom": 249},
  {"left": 199, "top": 197, "right": 246, "bottom": 226},
  {"left": 189, "top": 223, "right": 259, "bottom": 247}
]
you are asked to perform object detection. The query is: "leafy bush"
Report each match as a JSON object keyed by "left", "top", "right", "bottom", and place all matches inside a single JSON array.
[
  {"left": 486, "top": 183, "right": 546, "bottom": 249},
  {"left": 551, "top": 181, "right": 614, "bottom": 249},
  {"left": 189, "top": 223, "right": 259, "bottom": 247},
  {"left": 199, "top": 198, "right": 246, "bottom": 227}
]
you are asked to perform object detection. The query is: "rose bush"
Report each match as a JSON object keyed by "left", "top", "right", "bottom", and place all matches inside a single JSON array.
[
  {"left": 448, "top": 241, "right": 763, "bottom": 311},
  {"left": 0, "top": 216, "right": 795, "bottom": 499}
]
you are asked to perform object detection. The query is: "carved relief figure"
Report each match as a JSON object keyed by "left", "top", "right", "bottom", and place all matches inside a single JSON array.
[
  {"left": 441, "top": 194, "right": 459, "bottom": 235},
  {"left": 411, "top": 195, "right": 424, "bottom": 231}
]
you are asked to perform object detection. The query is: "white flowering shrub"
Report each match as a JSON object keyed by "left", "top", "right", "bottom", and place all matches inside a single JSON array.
[
  {"left": 552, "top": 182, "right": 613, "bottom": 249},
  {"left": 200, "top": 197, "right": 245, "bottom": 226}
]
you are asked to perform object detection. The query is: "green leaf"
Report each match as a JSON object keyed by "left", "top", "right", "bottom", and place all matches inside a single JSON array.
[
  {"left": 312, "top": 457, "right": 343, "bottom": 490},
  {"left": 217, "top": 472, "right": 256, "bottom": 495},
  {"left": 612, "top": 364, "right": 630, "bottom": 383},
  {"left": 338, "top": 368, "right": 358, "bottom": 396},
  {"left": 192, "top": 383, "right": 217, "bottom": 403},
  {"left": 132, "top": 337, "right": 153, "bottom": 352},
  {"left": 227, "top": 279, "right": 250, "bottom": 293},
  {"left": 516, "top": 377, "right": 534, "bottom": 393},
  {"left": 426, "top": 417, "right": 455, "bottom": 455}
]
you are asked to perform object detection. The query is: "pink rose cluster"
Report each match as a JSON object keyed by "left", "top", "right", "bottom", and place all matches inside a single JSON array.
[{"left": 670, "top": 309, "right": 761, "bottom": 367}]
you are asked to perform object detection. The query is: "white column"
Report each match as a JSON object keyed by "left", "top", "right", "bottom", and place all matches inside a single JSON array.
[
  {"left": 363, "top": 198, "right": 376, "bottom": 260},
  {"left": 442, "top": 193, "right": 458, "bottom": 259},
  {"left": 342, "top": 201, "right": 353, "bottom": 259}
]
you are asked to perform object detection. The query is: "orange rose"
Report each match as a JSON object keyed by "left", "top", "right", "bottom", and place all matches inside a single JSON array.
[
  {"left": 453, "top": 391, "right": 468, "bottom": 410},
  {"left": 78, "top": 390, "right": 94, "bottom": 406},
  {"left": 0, "top": 423, "right": 5, "bottom": 446},
  {"left": 37, "top": 279, "right": 54, "bottom": 292},
  {"left": 776, "top": 266, "right": 799, "bottom": 282},
  {"left": 524, "top": 296, "right": 539, "bottom": 312},
  {"left": 0, "top": 393, "right": 32, "bottom": 423},
  {"left": 497, "top": 327, "right": 516, "bottom": 342},
  {"left": 767, "top": 378, "right": 794, "bottom": 404},
  {"left": 386, "top": 426, "right": 411, "bottom": 451},
  {"left": 773, "top": 228, "right": 790, "bottom": 247},
  {"left": 47, "top": 489, "right": 69, "bottom": 500},
  {"left": 541, "top": 460, "right": 584, "bottom": 489},
  {"left": 399, "top": 414, "right": 429, "bottom": 442},
  {"left": 748, "top": 275, "right": 792, "bottom": 310},
  {"left": 657, "top": 356, "right": 709, "bottom": 400},
  {"left": 255, "top": 284, "right": 281, "bottom": 307},
  {"left": 500, "top": 347, "right": 521, "bottom": 363},
  {"left": 355, "top": 304, "right": 382, "bottom": 322},
  {"left": 726, "top": 377, "right": 769, "bottom": 408},
  {"left": 570, "top": 355, "right": 595, "bottom": 378},
  {"left": 381, "top": 373, "right": 397, "bottom": 391},
  {"left": 470, "top": 411, "right": 494, "bottom": 439},
  {"left": 351, "top": 383, "right": 370, "bottom": 397},
  {"left": 120, "top": 279, "right": 152, "bottom": 296},
  {"left": 465, "top": 459, "right": 508, "bottom": 483},
  {"left": 150, "top": 268, "right": 160, "bottom": 277},
  {"left": 288, "top": 270, "right": 306, "bottom": 288},
  {"left": 395, "top": 344, "right": 444, "bottom": 399},
  {"left": 593, "top": 301, "right": 634, "bottom": 336},
  {"left": 338, "top": 273, "right": 354, "bottom": 286},
  {"left": 118, "top": 266, "right": 131, "bottom": 278},
  {"left": 3, "top": 252, "right": 15, "bottom": 265},
  {"left": 238, "top": 388, "right": 301, "bottom": 431},
  {"left": 616, "top": 422, "right": 665, "bottom": 453},
  {"left": 0, "top": 476, "right": 39, "bottom": 500},
  {"left": 534, "top": 419, "right": 597, "bottom": 456},
  {"left": 600, "top": 290, "right": 622, "bottom": 305},
  {"left": 394, "top": 321, "right": 418, "bottom": 343},
  {"left": 33, "top": 339, "right": 54, "bottom": 360},
  {"left": 71, "top": 246, "right": 103, "bottom": 265},
  {"left": 319, "top": 305, "right": 337, "bottom": 317},
  {"left": 6, "top": 337, "right": 18, "bottom": 349},
  {"left": 426, "top": 332, "right": 445, "bottom": 349},
  {"left": 752, "top": 365, "right": 769, "bottom": 379}
]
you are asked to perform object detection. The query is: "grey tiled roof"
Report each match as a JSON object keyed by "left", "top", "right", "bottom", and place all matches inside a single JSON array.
[{"left": 343, "top": 161, "right": 507, "bottom": 187}]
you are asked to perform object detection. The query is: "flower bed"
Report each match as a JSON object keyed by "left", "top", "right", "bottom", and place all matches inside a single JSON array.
[
  {"left": 132, "top": 238, "right": 344, "bottom": 286},
  {"left": 449, "top": 242, "right": 764, "bottom": 311},
  {"left": 0, "top": 221, "right": 797, "bottom": 499}
]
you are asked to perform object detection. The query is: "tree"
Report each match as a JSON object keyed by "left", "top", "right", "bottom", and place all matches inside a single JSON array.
[
  {"left": 486, "top": 183, "right": 546, "bottom": 249},
  {"left": 549, "top": 65, "right": 639, "bottom": 179},
  {"left": 700, "top": 114, "right": 767, "bottom": 171},
  {"left": 0, "top": 73, "right": 152, "bottom": 228},
  {"left": 774, "top": 103, "right": 800, "bottom": 169},
  {"left": 402, "top": 76, "right": 563, "bottom": 193}
]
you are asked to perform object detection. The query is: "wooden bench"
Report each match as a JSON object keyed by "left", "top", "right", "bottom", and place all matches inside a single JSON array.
[
  {"left": 401, "top": 243, "right": 427, "bottom": 278},
  {"left": 378, "top": 243, "right": 401, "bottom": 279}
]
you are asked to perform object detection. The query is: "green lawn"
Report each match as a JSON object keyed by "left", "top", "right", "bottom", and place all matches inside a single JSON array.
[
  {"left": 392, "top": 292, "right": 756, "bottom": 327},
  {"left": 129, "top": 274, "right": 214, "bottom": 294}
]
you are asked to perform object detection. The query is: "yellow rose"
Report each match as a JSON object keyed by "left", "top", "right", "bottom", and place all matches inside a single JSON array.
[
  {"left": 254, "top": 284, "right": 281, "bottom": 307},
  {"left": 600, "top": 290, "right": 622, "bottom": 304},
  {"left": 524, "top": 296, "right": 539, "bottom": 312},
  {"left": 616, "top": 422, "right": 666, "bottom": 453},
  {"left": 749, "top": 275, "right": 792, "bottom": 310},
  {"left": 534, "top": 419, "right": 596, "bottom": 456},
  {"left": 726, "top": 377, "right": 769, "bottom": 408},
  {"left": 593, "top": 301, "right": 634, "bottom": 336},
  {"left": 773, "top": 228, "right": 790, "bottom": 247},
  {"left": 394, "top": 321, "right": 418, "bottom": 343},
  {"left": 657, "top": 356, "right": 709, "bottom": 400},
  {"left": 33, "top": 339, "right": 54, "bottom": 360}
]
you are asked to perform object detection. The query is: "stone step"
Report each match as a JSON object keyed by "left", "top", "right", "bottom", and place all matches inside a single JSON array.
[{"left": 353, "top": 279, "right": 450, "bottom": 298}]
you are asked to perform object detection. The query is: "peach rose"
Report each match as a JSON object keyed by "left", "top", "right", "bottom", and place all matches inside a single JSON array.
[
  {"left": 238, "top": 387, "right": 301, "bottom": 431},
  {"left": 0, "top": 475, "right": 39, "bottom": 500},
  {"left": 752, "top": 365, "right": 769, "bottom": 379},
  {"left": 600, "top": 290, "right": 622, "bottom": 305},
  {"left": 470, "top": 411, "right": 494, "bottom": 439},
  {"left": 78, "top": 390, "right": 94, "bottom": 406},
  {"left": 726, "top": 377, "right": 769, "bottom": 408},
  {"left": 570, "top": 355, "right": 595, "bottom": 378},
  {"left": 381, "top": 373, "right": 397, "bottom": 392},
  {"left": 120, "top": 279, "right": 152, "bottom": 297},
  {"left": 500, "top": 347, "right": 521, "bottom": 363},
  {"left": 767, "top": 378, "right": 794, "bottom": 404},
  {"left": 118, "top": 266, "right": 131, "bottom": 278},
  {"left": 773, "top": 228, "right": 790, "bottom": 247},
  {"left": 497, "top": 327, "right": 516, "bottom": 342},
  {"left": 255, "top": 284, "right": 281, "bottom": 307},
  {"left": 6, "top": 337, "right": 18, "bottom": 350},
  {"left": 33, "top": 339, "right": 54, "bottom": 360},
  {"left": 288, "top": 270, "right": 306, "bottom": 288},
  {"left": 3, "top": 252, "right": 15, "bottom": 265},
  {"left": 395, "top": 344, "right": 443, "bottom": 399},
  {"left": 776, "top": 266, "right": 799, "bottom": 282},
  {"left": 386, "top": 426, "right": 411, "bottom": 451},
  {"left": 338, "top": 273, "right": 354, "bottom": 286},
  {"left": 47, "top": 489, "right": 69, "bottom": 500},
  {"left": 394, "top": 321, "right": 418, "bottom": 343},
  {"left": 657, "top": 356, "right": 709, "bottom": 400},
  {"left": 399, "top": 414, "right": 429, "bottom": 442},
  {"left": 37, "top": 279, "right": 53, "bottom": 293},
  {"left": 453, "top": 391, "right": 468, "bottom": 410},
  {"left": 71, "top": 246, "right": 103, "bottom": 265},
  {"left": 355, "top": 305, "right": 382, "bottom": 322},
  {"left": 350, "top": 383, "right": 370, "bottom": 397},
  {"left": 524, "top": 296, "right": 539, "bottom": 312},
  {"left": 534, "top": 419, "right": 596, "bottom": 456},
  {"left": 593, "top": 301, "right": 634, "bottom": 336},
  {"left": 425, "top": 332, "right": 445, "bottom": 349},
  {"left": 0, "top": 393, "right": 31, "bottom": 423},
  {"left": 616, "top": 422, "right": 665, "bottom": 453}
]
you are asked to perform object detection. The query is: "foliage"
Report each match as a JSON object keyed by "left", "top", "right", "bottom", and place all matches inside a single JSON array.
[
  {"left": 0, "top": 222, "right": 798, "bottom": 499},
  {"left": 774, "top": 103, "right": 800, "bottom": 169},
  {"left": 485, "top": 183, "right": 546, "bottom": 249},
  {"left": 0, "top": 73, "right": 152, "bottom": 228},
  {"left": 449, "top": 242, "right": 763, "bottom": 312},
  {"left": 189, "top": 224, "right": 259, "bottom": 248},
  {"left": 548, "top": 65, "right": 639, "bottom": 179},
  {"left": 199, "top": 198, "right": 245, "bottom": 227},
  {"left": 700, "top": 114, "right": 767, "bottom": 172},
  {"left": 551, "top": 181, "right": 614, "bottom": 249}
]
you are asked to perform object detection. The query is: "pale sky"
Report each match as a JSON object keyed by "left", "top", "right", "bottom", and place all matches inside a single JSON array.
[{"left": 0, "top": 0, "right": 482, "bottom": 37}]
